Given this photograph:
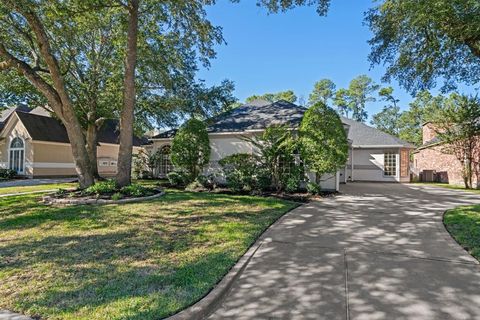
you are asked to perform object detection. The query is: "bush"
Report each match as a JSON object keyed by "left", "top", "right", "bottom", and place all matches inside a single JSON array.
[
  {"left": 219, "top": 153, "right": 271, "bottom": 193},
  {"left": 196, "top": 174, "right": 217, "bottom": 190},
  {"left": 121, "top": 184, "right": 153, "bottom": 197},
  {"left": 111, "top": 192, "right": 123, "bottom": 201},
  {"left": 185, "top": 180, "right": 208, "bottom": 192},
  {"left": 285, "top": 177, "right": 300, "bottom": 193},
  {"left": 167, "top": 170, "right": 190, "bottom": 188},
  {"left": 83, "top": 180, "right": 117, "bottom": 196},
  {"left": 171, "top": 118, "right": 210, "bottom": 182},
  {"left": 0, "top": 168, "right": 16, "bottom": 180},
  {"left": 306, "top": 182, "right": 322, "bottom": 195},
  {"left": 281, "top": 164, "right": 304, "bottom": 193}
]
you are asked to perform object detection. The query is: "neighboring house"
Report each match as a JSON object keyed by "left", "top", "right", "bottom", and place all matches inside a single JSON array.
[
  {"left": 413, "top": 122, "right": 479, "bottom": 187},
  {"left": 146, "top": 100, "right": 414, "bottom": 191},
  {"left": 0, "top": 106, "right": 144, "bottom": 178}
]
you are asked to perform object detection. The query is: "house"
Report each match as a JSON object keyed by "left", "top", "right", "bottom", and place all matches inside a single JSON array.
[
  {"left": 146, "top": 100, "right": 414, "bottom": 191},
  {"left": 413, "top": 122, "right": 479, "bottom": 187},
  {"left": 0, "top": 106, "right": 143, "bottom": 178}
]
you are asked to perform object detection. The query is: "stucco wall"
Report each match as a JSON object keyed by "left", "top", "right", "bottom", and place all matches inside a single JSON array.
[
  {"left": 349, "top": 148, "right": 410, "bottom": 182},
  {"left": 0, "top": 117, "right": 34, "bottom": 176}
]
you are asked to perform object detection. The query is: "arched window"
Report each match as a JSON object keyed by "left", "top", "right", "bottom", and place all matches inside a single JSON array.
[
  {"left": 158, "top": 145, "right": 173, "bottom": 177},
  {"left": 9, "top": 137, "right": 25, "bottom": 174}
]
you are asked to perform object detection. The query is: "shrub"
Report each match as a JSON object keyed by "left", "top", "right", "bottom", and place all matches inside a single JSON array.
[
  {"left": 281, "top": 164, "right": 304, "bottom": 193},
  {"left": 83, "top": 180, "right": 117, "bottom": 195},
  {"left": 185, "top": 180, "right": 208, "bottom": 192},
  {"left": 285, "top": 177, "right": 300, "bottom": 193},
  {"left": 299, "top": 102, "right": 349, "bottom": 178},
  {"left": 219, "top": 153, "right": 271, "bottom": 193},
  {"left": 306, "top": 181, "right": 322, "bottom": 195},
  {"left": 167, "top": 170, "right": 190, "bottom": 188},
  {"left": 0, "top": 168, "right": 16, "bottom": 180},
  {"left": 196, "top": 174, "right": 217, "bottom": 190},
  {"left": 171, "top": 118, "right": 210, "bottom": 182},
  {"left": 121, "top": 184, "right": 153, "bottom": 197},
  {"left": 111, "top": 192, "right": 123, "bottom": 201}
]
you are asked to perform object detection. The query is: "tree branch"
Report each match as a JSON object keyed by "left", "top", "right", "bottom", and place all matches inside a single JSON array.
[{"left": 0, "top": 43, "right": 64, "bottom": 120}]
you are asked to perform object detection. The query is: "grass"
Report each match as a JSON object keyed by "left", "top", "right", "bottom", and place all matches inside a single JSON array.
[
  {"left": 0, "top": 183, "right": 78, "bottom": 195},
  {"left": 0, "top": 189, "right": 298, "bottom": 319},
  {"left": 416, "top": 182, "right": 480, "bottom": 194},
  {"left": 444, "top": 204, "right": 480, "bottom": 261}
]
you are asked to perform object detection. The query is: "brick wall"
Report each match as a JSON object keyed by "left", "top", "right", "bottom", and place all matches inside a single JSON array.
[
  {"left": 413, "top": 145, "right": 478, "bottom": 186},
  {"left": 422, "top": 123, "right": 437, "bottom": 144}
]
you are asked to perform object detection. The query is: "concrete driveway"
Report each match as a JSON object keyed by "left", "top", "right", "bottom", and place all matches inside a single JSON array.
[{"left": 208, "top": 183, "right": 480, "bottom": 320}]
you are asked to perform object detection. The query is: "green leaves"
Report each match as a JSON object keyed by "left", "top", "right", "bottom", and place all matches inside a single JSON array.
[
  {"left": 245, "top": 90, "right": 297, "bottom": 104},
  {"left": 299, "top": 102, "right": 349, "bottom": 177},
  {"left": 171, "top": 118, "right": 211, "bottom": 181},
  {"left": 366, "top": 0, "right": 480, "bottom": 93}
]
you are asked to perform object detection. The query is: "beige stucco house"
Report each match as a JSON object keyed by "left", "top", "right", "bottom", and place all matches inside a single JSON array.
[
  {"left": 146, "top": 100, "right": 415, "bottom": 191},
  {"left": 0, "top": 106, "right": 143, "bottom": 178}
]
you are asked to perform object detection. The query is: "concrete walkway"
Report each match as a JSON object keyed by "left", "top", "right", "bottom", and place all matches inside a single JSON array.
[
  {"left": 208, "top": 183, "right": 480, "bottom": 320},
  {"left": 0, "top": 178, "right": 76, "bottom": 188}
]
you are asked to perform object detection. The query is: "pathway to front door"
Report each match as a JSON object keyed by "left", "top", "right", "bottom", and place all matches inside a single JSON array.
[{"left": 208, "top": 183, "right": 480, "bottom": 320}]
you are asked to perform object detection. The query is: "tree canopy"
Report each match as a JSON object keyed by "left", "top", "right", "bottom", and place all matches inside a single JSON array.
[
  {"left": 366, "top": 0, "right": 480, "bottom": 93},
  {"left": 171, "top": 118, "right": 211, "bottom": 181},
  {"left": 299, "top": 102, "right": 349, "bottom": 178},
  {"left": 246, "top": 90, "right": 297, "bottom": 104},
  {"left": 308, "top": 79, "right": 336, "bottom": 106}
]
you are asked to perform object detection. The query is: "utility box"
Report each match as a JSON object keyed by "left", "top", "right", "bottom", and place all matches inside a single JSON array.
[{"left": 422, "top": 170, "right": 436, "bottom": 182}]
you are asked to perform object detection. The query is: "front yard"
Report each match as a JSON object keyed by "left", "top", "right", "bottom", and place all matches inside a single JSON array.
[
  {"left": 0, "top": 190, "right": 298, "bottom": 320},
  {"left": 0, "top": 182, "right": 78, "bottom": 196},
  {"left": 444, "top": 204, "right": 480, "bottom": 261}
]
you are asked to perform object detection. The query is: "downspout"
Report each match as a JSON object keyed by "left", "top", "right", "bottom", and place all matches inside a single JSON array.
[{"left": 351, "top": 145, "right": 355, "bottom": 182}]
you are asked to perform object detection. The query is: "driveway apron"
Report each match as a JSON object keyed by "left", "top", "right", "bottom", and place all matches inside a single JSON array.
[{"left": 208, "top": 183, "right": 480, "bottom": 320}]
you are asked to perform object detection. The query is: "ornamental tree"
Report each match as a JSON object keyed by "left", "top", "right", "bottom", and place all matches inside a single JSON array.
[
  {"left": 171, "top": 118, "right": 211, "bottom": 181},
  {"left": 299, "top": 102, "right": 349, "bottom": 180}
]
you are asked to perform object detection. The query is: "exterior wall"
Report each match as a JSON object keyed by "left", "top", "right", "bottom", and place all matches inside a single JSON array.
[
  {"left": 413, "top": 145, "right": 476, "bottom": 187},
  {"left": 422, "top": 123, "right": 437, "bottom": 144},
  {"left": 150, "top": 132, "right": 340, "bottom": 191},
  {"left": 31, "top": 141, "right": 138, "bottom": 178},
  {"left": 0, "top": 118, "right": 34, "bottom": 176},
  {"left": 348, "top": 147, "right": 410, "bottom": 183}
]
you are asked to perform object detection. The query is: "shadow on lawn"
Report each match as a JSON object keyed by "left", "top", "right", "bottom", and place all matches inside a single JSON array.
[{"left": 0, "top": 191, "right": 295, "bottom": 319}]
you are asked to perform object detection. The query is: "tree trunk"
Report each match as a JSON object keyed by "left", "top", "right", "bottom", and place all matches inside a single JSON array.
[
  {"left": 116, "top": 0, "right": 139, "bottom": 187},
  {"left": 86, "top": 122, "right": 100, "bottom": 179}
]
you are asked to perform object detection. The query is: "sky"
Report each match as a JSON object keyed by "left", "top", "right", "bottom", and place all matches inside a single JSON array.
[{"left": 197, "top": 0, "right": 476, "bottom": 121}]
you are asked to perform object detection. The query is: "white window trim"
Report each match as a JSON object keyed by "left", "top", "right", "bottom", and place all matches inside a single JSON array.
[{"left": 8, "top": 137, "right": 25, "bottom": 174}]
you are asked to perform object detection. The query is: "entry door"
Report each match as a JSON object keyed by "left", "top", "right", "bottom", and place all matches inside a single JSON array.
[{"left": 9, "top": 149, "right": 25, "bottom": 174}]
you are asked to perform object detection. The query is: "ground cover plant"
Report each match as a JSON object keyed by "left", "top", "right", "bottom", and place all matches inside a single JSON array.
[
  {"left": 0, "top": 190, "right": 297, "bottom": 319},
  {"left": 444, "top": 204, "right": 480, "bottom": 261}
]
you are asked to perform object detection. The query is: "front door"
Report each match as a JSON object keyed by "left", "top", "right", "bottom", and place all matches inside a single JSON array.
[{"left": 9, "top": 137, "right": 25, "bottom": 174}]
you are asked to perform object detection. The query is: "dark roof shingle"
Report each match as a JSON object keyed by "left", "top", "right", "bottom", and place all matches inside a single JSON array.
[{"left": 15, "top": 111, "right": 145, "bottom": 146}]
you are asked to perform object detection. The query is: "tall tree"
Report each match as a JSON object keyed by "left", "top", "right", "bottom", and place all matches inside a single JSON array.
[
  {"left": 397, "top": 91, "right": 444, "bottom": 146},
  {"left": 430, "top": 94, "right": 480, "bottom": 188},
  {"left": 308, "top": 78, "right": 336, "bottom": 106},
  {"left": 371, "top": 87, "right": 401, "bottom": 136},
  {"left": 246, "top": 90, "right": 297, "bottom": 104},
  {"left": 366, "top": 0, "right": 480, "bottom": 93},
  {"left": 333, "top": 88, "right": 351, "bottom": 117},
  {"left": 0, "top": 0, "right": 98, "bottom": 187},
  {"left": 347, "top": 75, "right": 379, "bottom": 122}
]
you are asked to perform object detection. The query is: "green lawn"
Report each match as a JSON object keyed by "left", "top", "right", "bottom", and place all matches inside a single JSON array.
[
  {"left": 417, "top": 182, "right": 480, "bottom": 194},
  {"left": 0, "top": 190, "right": 298, "bottom": 320},
  {"left": 0, "top": 182, "right": 78, "bottom": 195},
  {"left": 444, "top": 204, "right": 480, "bottom": 261}
]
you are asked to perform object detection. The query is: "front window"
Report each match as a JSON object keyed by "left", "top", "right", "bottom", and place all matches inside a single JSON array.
[
  {"left": 384, "top": 152, "right": 397, "bottom": 176},
  {"left": 157, "top": 145, "right": 174, "bottom": 177},
  {"left": 9, "top": 137, "right": 25, "bottom": 174}
]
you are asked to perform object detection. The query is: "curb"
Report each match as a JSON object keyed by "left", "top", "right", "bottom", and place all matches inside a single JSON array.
[
  {"left": 165, "top": 202, "right": 302, "bottom": 320},
  {"left": 166, "top": 240, "right": 264, "bottom": 320}
]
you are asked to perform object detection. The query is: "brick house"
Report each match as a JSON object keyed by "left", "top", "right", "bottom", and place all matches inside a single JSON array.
[{"left": 413, "top": 122, "right": 479, "bottom": 187}]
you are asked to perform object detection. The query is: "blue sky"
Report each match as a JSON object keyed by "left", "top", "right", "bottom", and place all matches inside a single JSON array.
[{"left": 197, "top": 0, "right": 475, "bottom": 121}]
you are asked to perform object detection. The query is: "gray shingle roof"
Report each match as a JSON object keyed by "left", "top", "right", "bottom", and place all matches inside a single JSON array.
[
  {"left": 12, "top": 111, "right": 146, "bottom": 146},
  {"left": 152, "top": 100, "right": 414, "bottom": 148},
  {"left": 341, "top": 117, "right": 414, "bottom": 148}
]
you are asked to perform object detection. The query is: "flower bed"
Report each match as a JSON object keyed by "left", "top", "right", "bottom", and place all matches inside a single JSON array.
[{"left": 43, "top": 180, "right": 164, "bottom": 205}]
